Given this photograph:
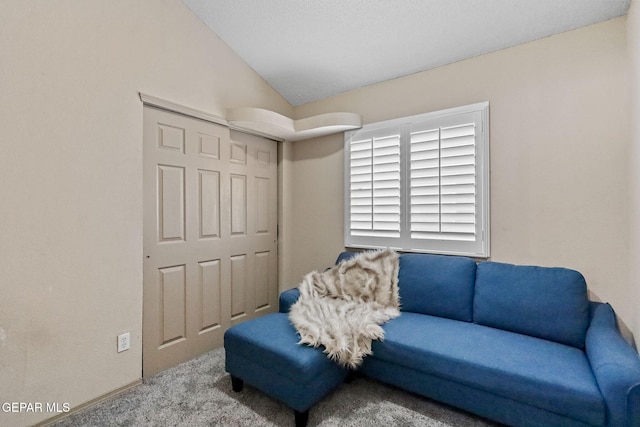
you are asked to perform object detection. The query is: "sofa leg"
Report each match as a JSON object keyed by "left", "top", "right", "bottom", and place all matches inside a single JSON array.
[
  {"left": 230, "top": 375, "right": 243, "bottom": 392},
  {"left": 294, "top": 409, "right": 309, "bottom": 427},
  {"left": 345, "top": 370, "right": 357, "bottom": 383}
]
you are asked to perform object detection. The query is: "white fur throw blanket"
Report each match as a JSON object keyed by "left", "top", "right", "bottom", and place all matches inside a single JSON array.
[{"left": 289, "top": 249, "right": 400, "bottom": 368}]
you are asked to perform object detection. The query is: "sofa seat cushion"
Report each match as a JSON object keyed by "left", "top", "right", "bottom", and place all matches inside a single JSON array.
[{"left": 369, "top": 313, "right": 605, "bottom": 426}]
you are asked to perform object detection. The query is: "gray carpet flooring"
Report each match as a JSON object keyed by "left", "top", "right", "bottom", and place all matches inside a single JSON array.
[{"left": 51, "top": 347, "right": 500, "bottom": 427}]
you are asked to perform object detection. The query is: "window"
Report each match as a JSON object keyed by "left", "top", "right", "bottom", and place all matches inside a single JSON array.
[{"left": 344, "top": 102, "right": 490, "bottom": 257}]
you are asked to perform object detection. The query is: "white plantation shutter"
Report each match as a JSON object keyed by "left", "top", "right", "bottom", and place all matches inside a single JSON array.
[
  {"left": 410, "top": 121, "right": 477, "bottom": 241},
  {"left": 345, "top": 102, "right": 490, "bottom": 257},
  {"left": 348, "top": 130, "right": 401, "bottom": 245}
]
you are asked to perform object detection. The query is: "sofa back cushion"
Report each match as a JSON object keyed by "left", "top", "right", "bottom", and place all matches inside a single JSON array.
[
  {"left": 398, "top": 253, "right": 477, "bottom": 322},
  {"left": 474, "top": 261, "right": 590, "bottom": 348},
  {"left": 335, "top": 252, "right": 358, "bottom": 264}
]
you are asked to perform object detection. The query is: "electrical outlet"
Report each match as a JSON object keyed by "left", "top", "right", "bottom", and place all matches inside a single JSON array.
[{"left": 117, "top": 332, "right": 130, "bottom": 353}]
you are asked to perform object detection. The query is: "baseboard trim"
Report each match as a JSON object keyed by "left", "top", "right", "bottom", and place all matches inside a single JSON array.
[{"left": 35, "top": 379, "right": 142, "bottom": 427}]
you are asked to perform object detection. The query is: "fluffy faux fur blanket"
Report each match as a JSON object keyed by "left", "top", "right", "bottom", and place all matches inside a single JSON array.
[{"left": 289, "top": 249, "right": 400, "bottom": 368}]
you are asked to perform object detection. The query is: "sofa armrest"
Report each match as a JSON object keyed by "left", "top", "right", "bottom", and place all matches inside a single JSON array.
[
  {"left": 585, "top": 302, "right": 640, "bottom": 427},
  {"left": 278, "top": 288, "right": 300, "bottom": 313}
]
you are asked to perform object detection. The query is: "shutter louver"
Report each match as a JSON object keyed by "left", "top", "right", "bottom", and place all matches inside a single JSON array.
[{"left": 349, "top": 134, "right": 401, "bottom": 238}]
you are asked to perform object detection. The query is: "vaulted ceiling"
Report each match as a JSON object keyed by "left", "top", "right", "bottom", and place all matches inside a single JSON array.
[{"left": 182, "top": 0, "right": 631, "bottom": 106}]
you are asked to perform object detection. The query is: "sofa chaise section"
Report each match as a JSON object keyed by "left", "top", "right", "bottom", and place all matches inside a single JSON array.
[{"left": 224, "top": 313, "right": 348, "bottom": 426}]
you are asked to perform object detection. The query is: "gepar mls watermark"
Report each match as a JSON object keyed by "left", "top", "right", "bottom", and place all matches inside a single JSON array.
[{"left": 2, "top": 402, "right": 70, "bottom": 413}]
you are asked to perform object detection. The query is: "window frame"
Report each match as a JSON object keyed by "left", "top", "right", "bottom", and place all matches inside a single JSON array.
[{"left": 344, "top": 102, "right": 490, "bottom": 258}]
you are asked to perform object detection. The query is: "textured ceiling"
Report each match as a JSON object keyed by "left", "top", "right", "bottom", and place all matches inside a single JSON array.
[{"left": 182, "top": 0, "right": 631, "bottom": 106}]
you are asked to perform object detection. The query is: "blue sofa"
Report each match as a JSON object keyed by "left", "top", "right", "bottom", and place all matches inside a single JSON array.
[{"left": 279, "top": 252, "right": 640, "bottom": 427}]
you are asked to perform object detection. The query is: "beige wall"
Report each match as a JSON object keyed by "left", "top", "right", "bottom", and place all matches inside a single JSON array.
[
  {"left": 629, "top": 0, "right": 640, "bottom": 344},
  {"left": 0, "top": 1, "right": 291, "bottom": 426},
  {"left": 288, "top": 17, "right": 637, "bottom": 341}
]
